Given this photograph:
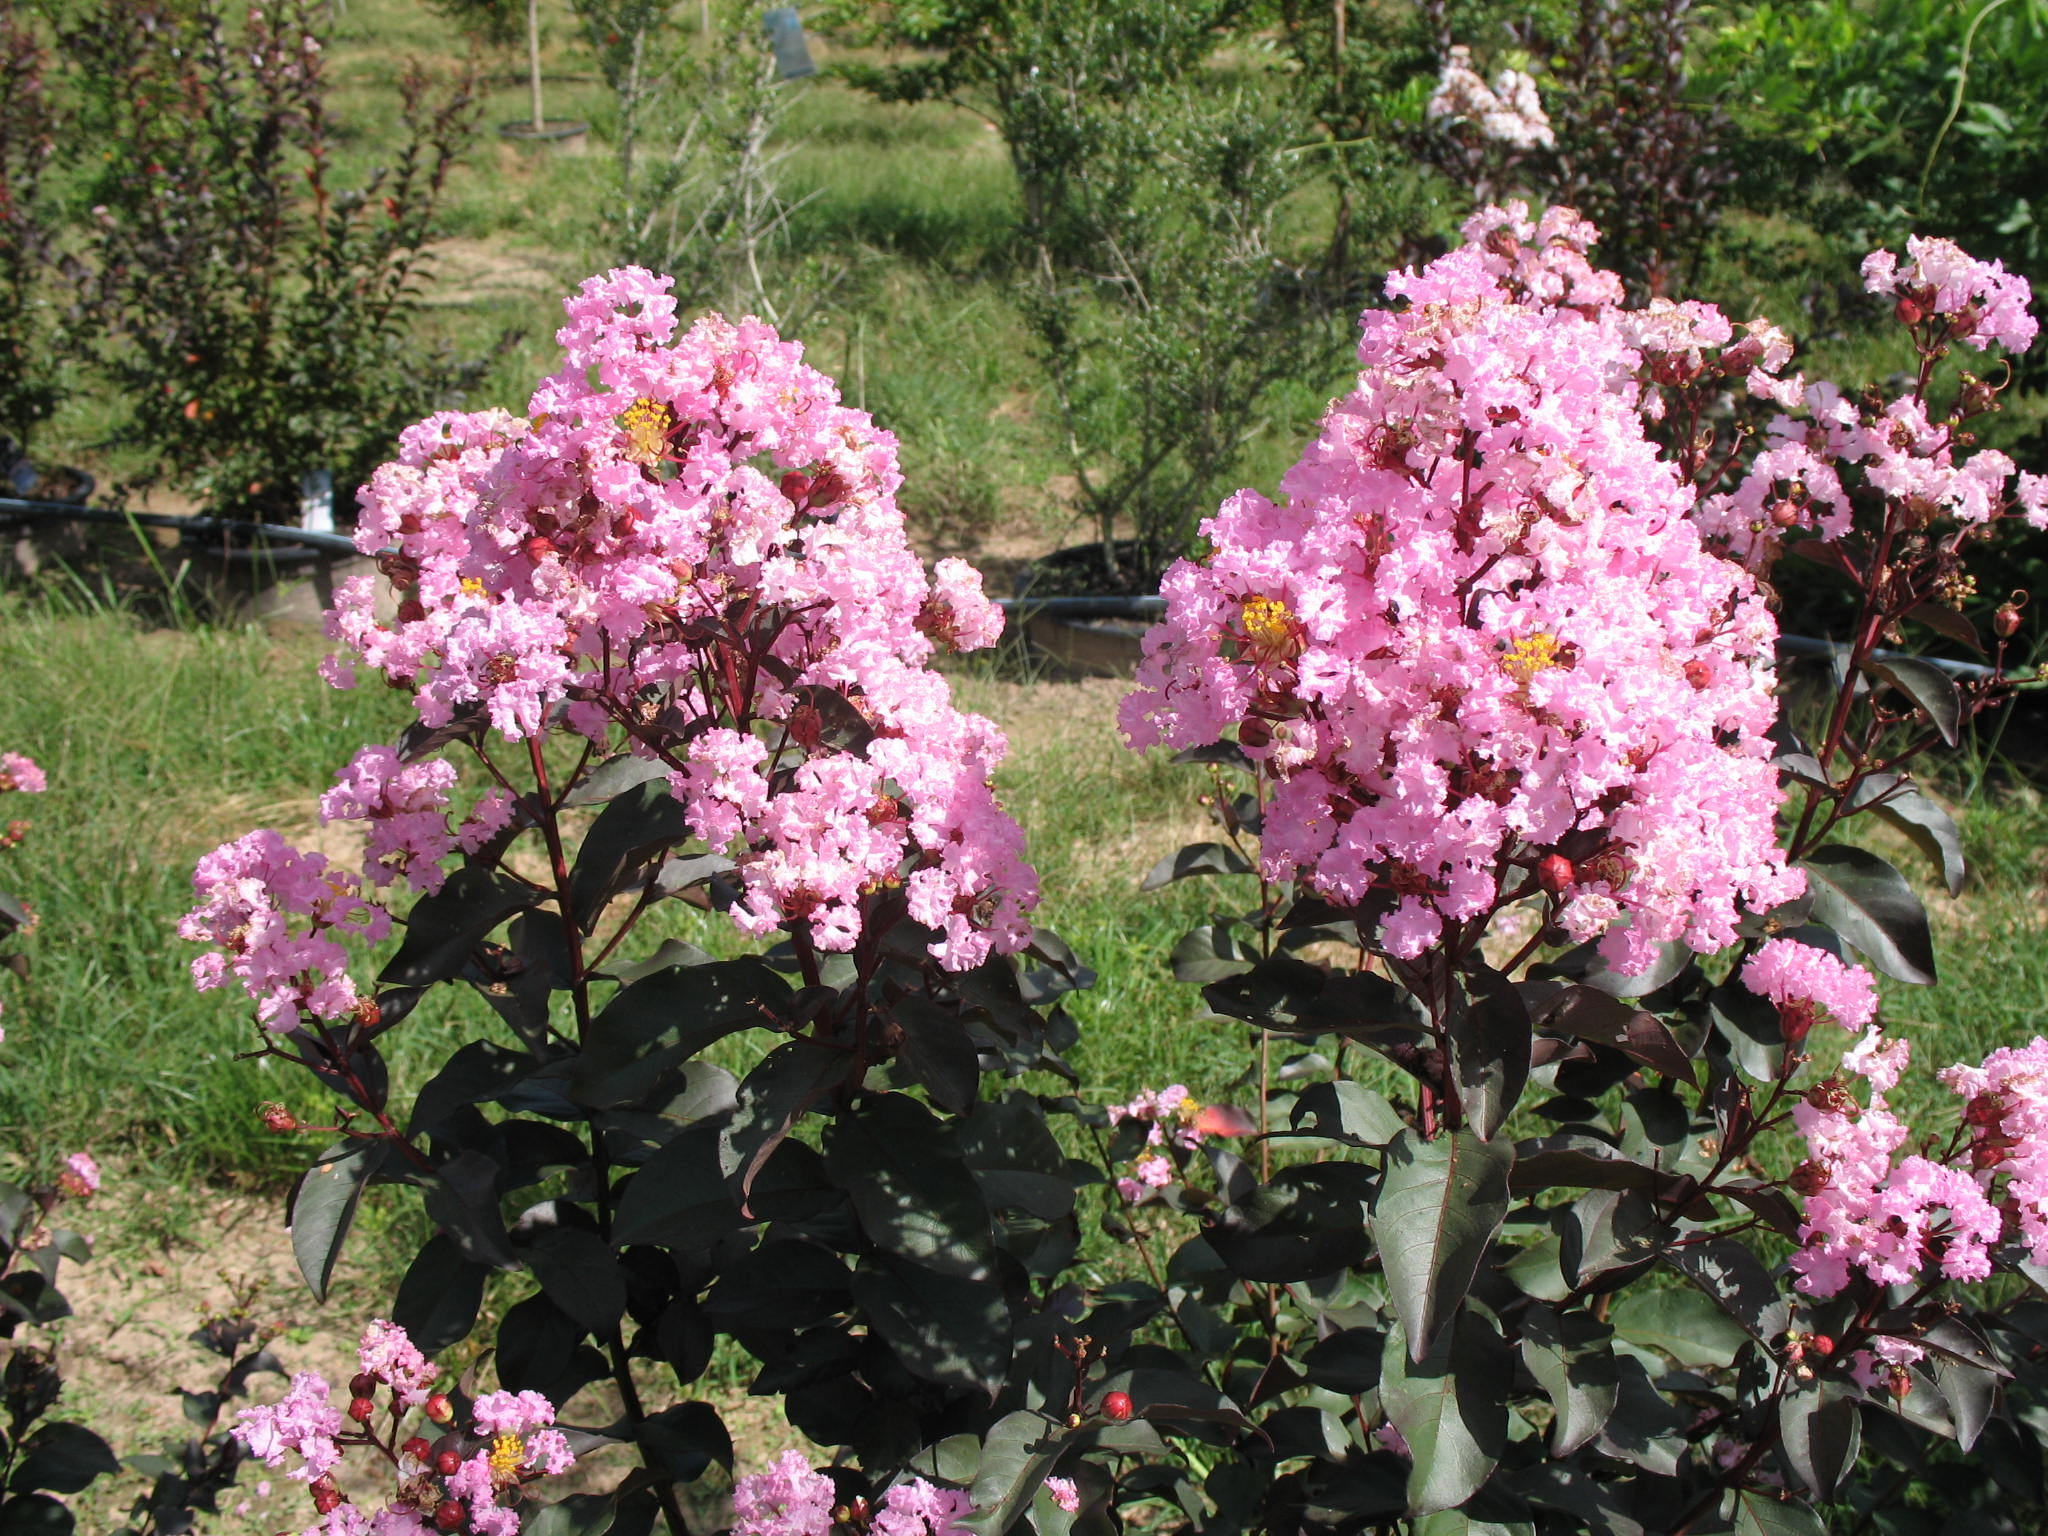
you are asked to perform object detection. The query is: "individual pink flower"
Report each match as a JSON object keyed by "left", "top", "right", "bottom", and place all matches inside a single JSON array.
[
  {"left": 235, "top": 1371, "right": 345, "bottom": 1483},
  {"left": 56, "top": 1152, "right": 98, "bottom": 1199},
  {"left": 1116, "top": 1153, "right": 1175, "bottom": 1205},
  {"left": 732, "top": 1449, "right": 836, "bottom": 1536},
  {"left": 1740, "top": 938, "right": 1879, "bottom": 1037},
  {"left": 1861, "top": 236, "right": 2037, "bottom": 353},
  {"left": 0, "top": 753, "right": 44, "bottom": 794},
  {"left": 1941, "top": 1037, "right": 2048, "bottom": 1267},
  {"left": 319, "top": 745, "right": 459, "bottom": 894}
]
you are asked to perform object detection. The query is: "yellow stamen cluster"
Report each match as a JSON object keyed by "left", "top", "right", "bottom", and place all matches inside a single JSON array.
[
  {"left": 459, "top": 575, "right": 487, "bottom": 598},
  {"left": 489, "top": 1433, "right": 525, "bottom": 1481},
  {"left": 1240, "top": 597, "right": 1299, "bottom": 660},
  {"left": 621, "top": 396, "right": 675, "bottom": 464},
  {"left": 1501, "top": 632, "right": 1563, "bottom": 684},
  {"left": 1173, "top": 1095, "right": 1206, "bottom": 1125}
]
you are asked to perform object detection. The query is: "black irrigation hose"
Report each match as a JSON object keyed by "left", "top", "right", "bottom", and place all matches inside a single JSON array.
[{"left": 0, "top": 496, "right": 2012, "bottom": 682}]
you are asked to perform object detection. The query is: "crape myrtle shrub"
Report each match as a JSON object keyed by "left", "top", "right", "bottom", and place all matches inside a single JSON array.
[
  {"left": 28, "top": 0, "right": 504, "bottom": 519},
  {"left": 176, "top": 210, "right": 2048, "bottom": 1536}
]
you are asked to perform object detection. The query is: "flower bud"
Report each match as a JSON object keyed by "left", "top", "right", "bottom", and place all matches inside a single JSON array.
[
  {"left": 259, "top": 1103, "right": 298, "bottom": 1133},
  {"left": 780, "top": 471, "right": 811, "bottom": 504},
  {"left": 1683, "top": 659, "right": 1712, "bottom": 690},
  {"left": 1790, "top": 1159, "right": 1831, "bottom": 1196},
  {"left": 347, "top": 1395, "right": 376, "bottom": 1423},
  {"left": 425, "top": 1392, "right": 454, "bottom": 1425},
  {"left": 403, "top": 1436, "right": 432, "bottom": 1463},
  {"left": 1101, "top": 1390, "right": 1134, "bottom": 1421},
  {"left": 313, "top": 1485, "right": 344, "bottom": 1515},
  {"left": 1810, "top": 1335, "right": 1834, "bottom": 1357},
  {"left": 434, "top": 1501, "right": 466, "bottom": 1532},
  {"left": 1996, "top": 593, "right": 2027, "bottom": 638},
  {"left": 1768, "top": 499, "right": 1802, "bottom": 529},
  {"left": 350, "top": 1371, "right": 378, "bottom": 1398},
  {"left": 435, "top": 1448, "right": 463, "bottom": 1477},
  {"left": 1536, "top": 853, "right": 1575, "bottom": 895},
  {"left": 1894, "top": 297, "right": 1924, "bottom": 326}
]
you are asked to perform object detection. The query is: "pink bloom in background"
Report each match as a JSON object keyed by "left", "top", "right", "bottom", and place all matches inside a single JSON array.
[
  {"left": 0, "top": 752, "right": 45, "bottom": 794},
  {"left": 56, "top": 1151, "right": 98, "bottom": 1198},
  {"left": 732, "top": 1449, "right": 837, "bottom": 1536},
  {"left": 1043, "top": 1477, "right": 1080, "bottom": 1514},
  {"left": 313, "top": 269, "right": 1036, "bottom": 971},
  {"left": 1860, "top": 236, "right": 2038, "bottom": 353},
  {"left": 1123, "top": 204, "right": 1801, "bottom": 973},
  {"left": 178, "top": 830, "right": 387, "bottom": 1032},
  {"left": 1426, "top": 45, "right": 1554, "bottom": 149},
  {"left": 1740, "top": 938, "right": 1879, "bottom": 1035},
  {"left": 873, "top": 1478, "right": 974, "bottom": 1536}
]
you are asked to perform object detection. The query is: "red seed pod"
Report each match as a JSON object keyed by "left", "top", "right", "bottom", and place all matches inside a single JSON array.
[
  {"left": 403, "top": 1437, "right": 433, "bottom": 1463},
  {"left": 397, "top": 597, "right": 428, "bottom": 625},
  {"left": 1682, "top": 658, "right": 1712, "bottom": 691},
  {"left": 1888, "top": 1366, "right": 1913, "bottom": 1401},
  {"left": 807, "top": 468, "right": 851, "bottom": 507},
  {"left": 1768, "top": 498, "right": 1802, "bottom": 529},
  {"left": 1995, "top": 599, "right": 2025, "bottom": 638},
  {"left": 781, "top": 471, "right": 811, "bottom": 504},
  {"left": 313, "top": 1485, "right": 344, "bottom": 1515},
  {"left": 350, "top": 1372, "right": 378, "bottom": 1399},
  {"left": 1237, "top": 718, "right": 1272, "bottom": 751},
  {"left": 347, "top": 1395, "right": 376, "bottom": 1423},
  {"left": 524, "top": 534, "right": 555, "bottom": 564},
  {"left": 425, "top": 1393, "right": 454, "bottom": 1425},
  {"left": 1790, "top": 1159, "right": 1831, "bottom": 1197},
  {"left": 1973, "top": 1141, "right": 2008, "bottom": 1172},
  {"left": 1810, "top": 1334, "right": 1835, "bottom": 1358},
  {"left": 1101, "top": 1391, "right": 1134, "bottom": 1422},
  {"left": 1536, "top": 853, "right": 1575, "bottom": 895},
  {"left": 435, "top": 1449, "right": 464, "bottom": 1477},
  {"left": 434, "top": 1500, "right": 466, "bottom": 1532},
  {"left": 1894, "top": 297, "right": 1924, "bottom": 326},
  {"left": 1779, "top": 999, "right": 1817, "bottom": 1047},
  {"left": 259, "top": 1103, "right": 298, "bottom": 1133}
]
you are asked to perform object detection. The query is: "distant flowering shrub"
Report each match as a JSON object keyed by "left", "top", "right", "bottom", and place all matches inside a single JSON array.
[{"left": 1426, "top": 45, "right": 1553, "bottom": 150}]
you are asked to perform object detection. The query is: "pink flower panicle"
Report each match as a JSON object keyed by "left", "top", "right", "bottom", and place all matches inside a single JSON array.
[
  {"left": 178, "top": 830, "right": 388, "bottom": 1033},
  {"left": 322, "top": 269, "right": 1035, "bottom": 970},
  {"left": 1697, "top": 236, "right": 2040, "bottom": 566},
  {"left": 732, "top": 1450, "right": 837, "bottom": 1536},
  {"left": 1123, "top": 204, "right": 1802, "bottom": 974},
  {"left": 1426, "top": 46, "right": 1554, "bottom": 150},
  {"left": 235, "top": 1336, "right": 569, "bottom": 1535},
  {"left": 872, "top": 1478, "right": 974, "bottom": 1536},
  {"left": 1941, "top": 1037, "right": 2048, "bottom": 1268},
  {"left": 1740, "top": 938, "right": 1879, "bottom": 1038},
  {"left": 1789, "top": 1035, "right": 2003, "bottom": 1297},
  {"left": 1105, "top": 1086, "right": 1254, "bottom": 1202},
  {"left": 0, "top": 752, "right": 45, "bottom": 794},
  {"left": 319, "top": 746, "right": 461, "bottom": 895}
]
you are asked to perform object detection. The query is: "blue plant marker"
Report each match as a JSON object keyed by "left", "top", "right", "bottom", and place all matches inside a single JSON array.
[{"left": 764, "top": 6, "right": 816, "bottom": 80}]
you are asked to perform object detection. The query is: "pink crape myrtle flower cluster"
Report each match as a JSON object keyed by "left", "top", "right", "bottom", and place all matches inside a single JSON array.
[
  {"left": 1105, "top": 1084, "right": 1253, "bottom": 1202},
  {"left": 732, "top": 1451, "right": 973, "bottom": 1536},
  {"left": 1426, "top": 45, "right": 1554, "bottom": 150},
  {"left": 1740, "top": 937, "right": 1880, "bottom": 1039},
  {"left": 1123, "top": 204, "right": 1802, "bottom": 972},
  {"left": 1789, "top": 1031, "right": 2005, "bottom": 1302},
  {"left": 314, "top": 268, "right": 1035, "bottom": 969},
  {"left": 236, "top": 1320, "right": 572, "bottom": 1536},
  {"left": 0, "top": 751, "right": 45, "bottom": 795},
  {"left": 1941, "top": 1040, "right": 2048, "bottom": 1267},
  {"left": 178, "top": 830, "right": 390, "bottom": 1033},
  {"left": 1695, "top": 236, "right": 2041, "bottom": 569}
]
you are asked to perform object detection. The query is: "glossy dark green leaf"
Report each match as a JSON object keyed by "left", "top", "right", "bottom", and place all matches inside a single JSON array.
[
  {"left": 288, "top": 1138, "right": 389, "bottom": 1303},
  {"left": 1558, "top": 1188, "right": 1661, "bottom": 1291},
  {"left": 1729, "top": 1488, "right": 1827, "bottom": 1536},
  {"left": 890, "top": 995, "right": 982, "bottom": 1115},
  {"left": 1534, "top": 986, "right": 1694, "bottom": 1081},
  {"left": 392, "top": 1234, "right": 488, "bottom": 1354},
  {"left": 824, "top": 1094, "right": 994, "bottom": 1279},
  {"left": 380, "top": 866, "right": 541, "bottom": 987},
  {"left": 1446, "top": 978, "right": 1530, "bottom": 1140},
  {"left": 1799, "top": 844, "right": 1936, "bottom": 985},
  {"left": 1209, "top": 1163, "right": 1375, "bottom": 1282},
  {"left": 1778, "top": 1386, "right": 1860, "bottom": 1500},
  {"left": 1373, "top": 1129, "right": 1512, "bottom": 1361},
  {"left": 1669, "top": 1236, "right": 1790, "bottom": 1351},
  {"left": 959, "top": 1410, "right": 1063, "bottom": 1536},
  {"left": 1302, "top": 1328, "right": 1385, "bottom": 1395},
  {"left": 850, "top": 1254, "right": 1011, "bottom": 1395},
  {"left": 1868, "top": 655, "right": 1962, "bottom": 746},
  {"left": 1141, "top": 842, "right": 1255, "bottom": 891},
  {"left": 612, "top": 1124, "right": 742, "bottom": 1248},
  {"left": 1170, "top": 924, "right": 1260, "bottom": 984},
  {"left": 1379, "top": 1314, "right": 1508, "bottom": 1516},
  {"left": 1853, "top": 775, "right": 1966, "bottom": 897},
  {"left": 572, "top": 956, "right": 790, "bottom": 1110},
  {"left": 1610, "top": 1284, "right": 1747, "bottom": 1369},
  {"left": 1290, "top": 1081, "right": 1405, "bottom": 1147},
  {"left": 7, "top": 1423, "right": 118, "bottom": 1496},
  {"left": 526, "top": 1227, "right": 628, "bottom": 1336},
  {"left": 1509, "top": 1135, "right": 1675, "bottom": 1198},
  {"left": 634, "top": 1401, "right": 731, "bottom": 1481},
  {"left": 566, "top": 780, "right": 691, "bottom": 930},
  {"left": 1203, "top": 955, "right": 1424, "bottom": 1038},
  {"left": 408, "top": 1040, "right": 539, "bottom": 1137},
  {"left": 1518, "top": 1305, "right": 1617, "bottom": 1456}
]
